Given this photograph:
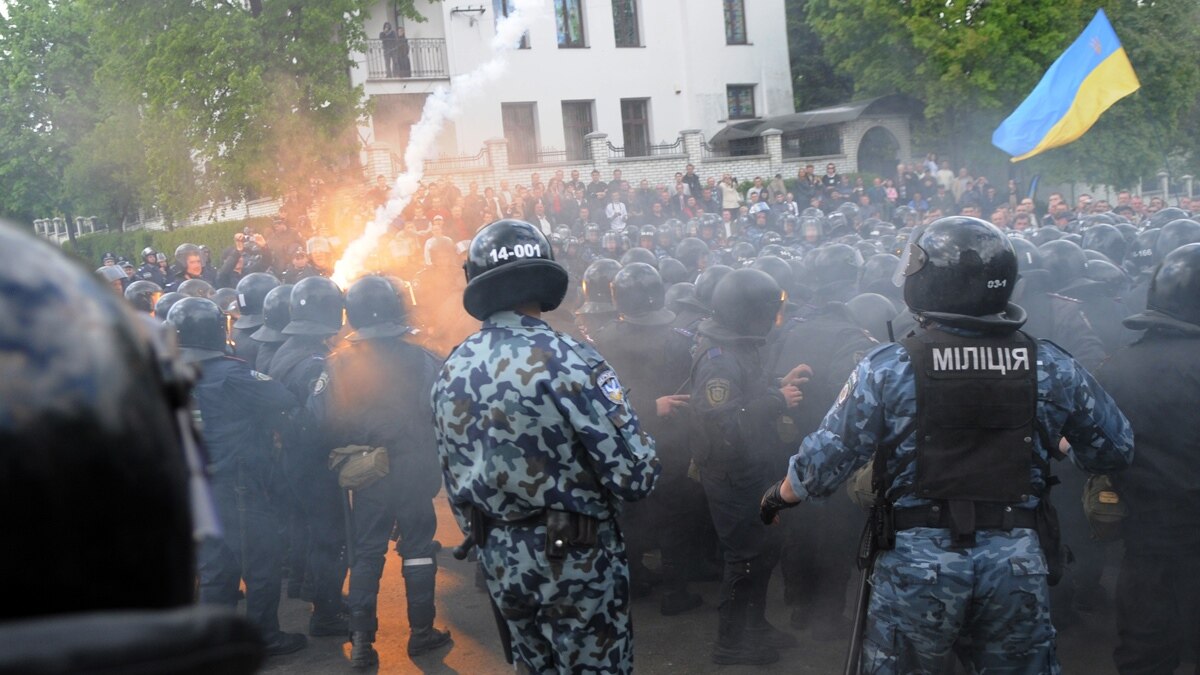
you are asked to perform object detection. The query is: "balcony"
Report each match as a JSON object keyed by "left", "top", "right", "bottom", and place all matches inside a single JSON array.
[{"left": 365, "top": 38, "right": 448, "bottom": 80}]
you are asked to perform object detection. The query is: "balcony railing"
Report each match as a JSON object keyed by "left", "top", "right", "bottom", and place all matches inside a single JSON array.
[{"left": 365, "top": 38, "right": 448, "bottom": 80}]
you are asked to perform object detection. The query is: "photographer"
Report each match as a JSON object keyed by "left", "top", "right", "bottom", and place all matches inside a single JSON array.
[{"left": 218, "top": 229, "right": 270, "bottom": 289}]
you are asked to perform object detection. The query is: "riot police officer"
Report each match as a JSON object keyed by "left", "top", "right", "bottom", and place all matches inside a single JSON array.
[
  {"left": 124, "top": 279, "right": 162, "bottom": 314},
  {"left": 231, "top": 273, "right": 279, "bottom": 366},
  {"left": 432, "top": 219, "right": 660, "bottom": 674},
  {"left": 137, "top": 246, "right": 167, "bottom": 286},
  {"left": 593, "top": 263, "right": 702, "bottom": 615},
  {"left": 1097, "top": 243, "right": 1200, "bottom": 674},
  {"left": 691, "top": 268, "right": 806, "bottom": 665},
  {"left": 574, "top": 258, "right": 621, "bottom": 342},
  {"left": 250, "top": 284, "right": 292, "bottom": 372},
  {"left": 761, "top": 216, "right": 1134, "bottom": 672},
  {"left": 309, "top": 276, "right": 451, "bottom": 667},
  {"left": 265, "top": 275, "right": 348, "bottom": 638},
  {"left": 167, "top": 297, "right": 306, "bottom": 657}
]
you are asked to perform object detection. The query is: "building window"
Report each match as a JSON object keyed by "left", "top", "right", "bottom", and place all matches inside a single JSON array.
[
  {"left": 621, "top": 98, "right": 650, "bottom": 158},
  {"left": 612, "top": 0, "right": 640, "bottom": 48},
  {"left": 555, "top": 0, "right": 586, "bottom": 48},
  {"left": 502, "top": 102, "right": 539, "bottom": 165},
  {"left": 727, "top": 85, "right": 756, "bottom": 119},
  {"left": 493, "top": 0, "right": 529, "bottom": 49},
  {"left": 562, "top": 100, "right": 594, "bottom": 161},
  {"left": 724, "top": 0, "right": 747, "bottom": 45}
]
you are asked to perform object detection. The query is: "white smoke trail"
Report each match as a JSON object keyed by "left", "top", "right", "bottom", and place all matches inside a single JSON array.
[{"left": 332, "top": 0, "right": 546, "bottom": 288}]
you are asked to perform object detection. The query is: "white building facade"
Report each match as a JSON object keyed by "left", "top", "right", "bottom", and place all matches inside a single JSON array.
[{"left": 353, "top": 0, "right": 795, "bottom": 166}]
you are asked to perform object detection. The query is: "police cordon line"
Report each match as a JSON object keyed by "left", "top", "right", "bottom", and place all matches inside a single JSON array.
[{"left": 4, "top": 195, "right": 1200, "bottom": 673}]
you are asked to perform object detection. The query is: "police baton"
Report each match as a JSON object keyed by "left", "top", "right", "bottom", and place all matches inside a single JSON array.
[
  {"left": 341, "top": 488, "right": 356, "bottom": 569},
  {"left": 844, "top": 517, "right": 878, "bottom": 675}
]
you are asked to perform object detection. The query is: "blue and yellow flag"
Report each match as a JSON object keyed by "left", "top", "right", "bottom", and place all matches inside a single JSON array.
[{"left": 993, "top": 9, "right": 1139, "bottom": 162}]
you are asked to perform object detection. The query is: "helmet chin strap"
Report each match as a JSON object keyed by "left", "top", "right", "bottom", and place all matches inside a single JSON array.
[{"left": 915, "top": 303, "right": 1028, "bottom": 333}]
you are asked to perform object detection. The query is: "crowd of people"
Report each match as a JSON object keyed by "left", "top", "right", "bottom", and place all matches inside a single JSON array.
[{"left": 67, "top": 157, "right": 1200, "bottom": 673}]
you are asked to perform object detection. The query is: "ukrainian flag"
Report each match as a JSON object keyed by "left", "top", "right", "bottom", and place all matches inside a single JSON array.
[{"left": 993, "top": 9, "right": 1139, "bottom": 163}]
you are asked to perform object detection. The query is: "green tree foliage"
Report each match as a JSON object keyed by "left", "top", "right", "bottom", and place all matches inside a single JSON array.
[
  {"left": 61, "top": 217, "right": 274, "bottom": 267},
  {"left": 805, "top": 0, "right": 1200, "bottom": 186},
  {"left": 785, "top": 0, "right": 853, "bottom": 111}
]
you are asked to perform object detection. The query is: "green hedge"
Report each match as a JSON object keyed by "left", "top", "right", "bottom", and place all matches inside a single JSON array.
[{"left": 61, "top": 217, "right": 274, "bottom": 267}]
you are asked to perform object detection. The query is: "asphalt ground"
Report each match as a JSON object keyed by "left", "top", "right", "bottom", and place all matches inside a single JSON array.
[{"left": 260, "top": 493, "right": 1187, "bottom": 674}]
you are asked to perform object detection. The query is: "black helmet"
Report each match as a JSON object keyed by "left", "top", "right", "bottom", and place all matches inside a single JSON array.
[
  {"left": 577, "top": 259, "right": 622, "bottom": 315},
  {"left": 761, "top": 231, "right": 783, "bottom": 246},
  {"left": 1126, "top": 228, "right": 1160, "bottom": 276},
  {"left": 283, "top": 276, "right": 344, "bottom": 336},
  {"left": 612, "top": 263, "right": 674, "bottom": 326},
  {"left": 658, "top": 257, "right": 689, "bottom": 285},
  {"left": 173, "top": 243, "right": 200, "bottom": 268},
  {"left": 141, "top": 246, "right": 157, "bottom": 263},
  {"left": 1147, "top": 207, "right": 1189, "bottom": 230},
  {"left": 176, "top": 278, "right": 214, "bottom": 299},
  {"left": 212, "top": 287, "right": 240, "bottom": 316},
  {"left": 639, "top": 225, "right": 657, "bottom": 243},
  {"left": 1027, "top": 227, "right": 1063, "bottom": 247},
  {"left": 1008, "top": 236, "right": 1042, "bottom": 272},
  {"left": 811, "top": 244, "right": 863, "bottom": 286},
  {"left": 1038, "top": 240, "right": 1088, "bottom": 292},
  {"left": 695, "top": 264, "right": 734, "bottom": 309},
  {"left": 1154, "top": 219, "right": 1200, "bottom": 263},
  {"left": 621, "top": 247, "right": 658, "bottom": 267},
  {"left": 750, "top": 256, "right": 796, "bottom": 299},
  {"left": 665, "top": 281, "right": 699, "bottom": 313},
  {"left": 1126, "top": 243, "right": 1200, "bottom": 330},
  {"left": 166, "top": 297, "right": 227, "bottom": 362},
  {"left": 732, "top": 241, "right": 757, "bottom": 266},
  {"left": 462, "top": 219, "right": 568, "bottom": 321},
  {"left": 711, "top": 268, "right": 783, "bottom": 337},
  {"left": 0, "top": 222, "right": 196, "bottom": 619},
  {"left": 1084, "top": 259, "right": 1131, "bottom": 297},
  {"left": 859, "top": 253, "right": 901, "bottom": 295},
  {"left": 251, "top": 284, "right": 293, "bottom": 343},
  {"left": 674, "top": 237, "right": 709, "bottom": 271},
  {"left": 585, "top": 223, "right": 602, "bottom": 243},
  {"left": 124, "top": 280, "right": 162, "bottom": 313},
  {"left": 846, "top": 292, "right": 898, "bottom": 342},
  {"left": 900, "top": 217, "right": 1018, "bottom": 318},
  {"left": 154, "top": 292, "right": 186, "bottom": 320},
  {"left": 232, "top": 272, "right": 279, "bottom": 329},
  {"left": 1081, "top": 223, "right": 1127, "bottom": 264},
  {"left": 346, "top": 275, "right": 410, "bottom": 341}
]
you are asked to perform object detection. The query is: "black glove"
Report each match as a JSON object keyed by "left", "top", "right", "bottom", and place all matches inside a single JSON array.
[{"left": 759, "top": 479, "right": 799, "bottom": 525}]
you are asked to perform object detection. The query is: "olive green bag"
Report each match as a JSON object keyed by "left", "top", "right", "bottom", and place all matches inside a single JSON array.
[
  {"left": 1082, "top": 474, "right": 1127, "bottom": 542},
  {"left": 328, "top": 445, "right": 390, "bottom": 490}
]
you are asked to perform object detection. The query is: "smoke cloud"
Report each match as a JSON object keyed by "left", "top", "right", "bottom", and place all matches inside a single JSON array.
[{"left": 332, "top": 0, "right": 546, "bottom": 288}]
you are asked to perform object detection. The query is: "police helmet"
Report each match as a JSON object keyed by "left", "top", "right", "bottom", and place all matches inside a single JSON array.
[
  {"left": 639, "top": 225, "right": 657, "bottom": 244},
  {"left": 462, "top": 219, "right": 568, "bottom": 321},
  {"left": 759, "top": 244, "right": 791, "bottom": 260},
  {"left": 154, "top": 291, "right": 185, "bottom": 320},
  {"left": 0, "top": 222, "right": 196, "bottom": 620},
  {"left": 761, "top": 231, "right": 783, "bottom": 247},
  {"left": 612, "top": 263, "right": 674, "bottom": 326},
  {"left": 1038, "top": 240, "right": 1089, "bottom": 292},
  {"left": 664, "top": 282, "right": 700, "bottom": 313},
  {"left": 577, "top": 258, "right": 622, "bottom": 315},
  {"left": 1147, "top": 206, "right": 1189, "bottom": 230},
  {"left": 750, "top": 256, "right": 796, "bottom": 300},
  {"left": 846, "top": 292, "right": 898, "bottom": 342},
  {"left": 1154, "top": 219, "right": 1200, "bottom": 263},
  {"left": 283, "top": 276, "right": 344, "bottom": 336},
  {"left": 212, "top": 288, "right": 240, "bottom": 316},
  {"left": 166, "top": 297, "right": 227, "bottom": 362},
  {"left": 899, "top": 217, "right": 1018, "bottom": 318},
  {"left": 801, "top": 207, "right": 824, "bottom": 219},
  {"left": 621, "top": 247, "right": 658, "bottom": 267},
  {"left": 1081, "top": 223, "right": 1128, "bottom": 264},
  {"left": 1126, "top": 243, "right": 1200, "bottom": 330},
  {"left": 96, "top": 265, "right": 126, "bottom": 289},
  {"left": 811, "top": 243, "right": 863, "bottom": 286},
  {"left": 232, "top": 273, "right": 279, "bottom": 329},
  {"left": 250, "top": 284, "right": 293, "bottom": 343},
  {"left": 695, "top": 264, "right": 735, "bottom": 309},
  {"left": 141, "top": 246, "right": 158, "bottom": 263},
  {"left": 1084, "top": 259, "right": 1132, "bottom": 298},
  {"left": 658, "top": 257, "right": 690, "bottom": 285},
  {"left": 1026, "top": 227, "right": 1063, "bottom": 247},
  {"left": 711, "top": 268, "right": 784, "bottom": 338},
  {"left": 1009, "top": 235, "right": 1042, "bottom": 272},
  {"left": 173, "top": 243, "right": 200, "bottom": 268},
  {"left": 732, "top": 241, "right": 757, "bottom": 266},
  {"left": 585, "top": 223, "right": 602, "bottom": 243},
  {"left": 675, "top": 237, "right": 710, "bottom": 271},
  {"left": 1126, "top": 228, "right": 1160, "bottom": 276},
  {"left": 859, "top": 253, "right": 901, "bottom": 295},
  {"left": 124, "top": 280, "right": 162, "bottom": 314},
  {"left": 346, "top": 275, "right": 410, "bottom": 341},
  {"left": 177, "top": 278, "right": 215, "bottom": 299}
]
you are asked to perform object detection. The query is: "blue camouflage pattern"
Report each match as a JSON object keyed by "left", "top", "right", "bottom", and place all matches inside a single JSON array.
[
  {"left": 431, "top": 310, "right": 660, "bottom": 674},
  {"left": 785, "top": 329, "right": 1133, "bottom": 673}
]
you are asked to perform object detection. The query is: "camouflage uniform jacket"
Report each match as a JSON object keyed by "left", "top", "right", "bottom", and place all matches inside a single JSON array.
[
  {"left": 787, "top": 326, "right": 1134, "bottom": 509},
  {"left": 432, "top": 311, "right": 660, "bottom": 527}
]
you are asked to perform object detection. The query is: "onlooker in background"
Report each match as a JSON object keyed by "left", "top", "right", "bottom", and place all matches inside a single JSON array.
[
  {"left": 606, "top": 191, "right": 629, "bottom": 232},
  {"left": 379, "top": 23, "right": 398, "bottom": 78}
]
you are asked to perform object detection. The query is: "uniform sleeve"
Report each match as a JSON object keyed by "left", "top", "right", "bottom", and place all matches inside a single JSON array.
[
  {"left": 1054, "top": 352, "right": 1134, "bottom": 474},
  {"left": 1056, "top": 303, "right": 1108, "bottom": 370},
  {"left": 787, "top": 355, "right": 888, "bottom": 501},
  {"left": 556, "top": 357, "right": 661, "bottom": 503},
  {"left": 227, "top": 367, "right": 297, "bottom": 428}
]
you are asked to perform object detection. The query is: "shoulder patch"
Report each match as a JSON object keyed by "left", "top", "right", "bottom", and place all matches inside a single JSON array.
[
  {"left": 705, "top": 378, "right": 731, "bottom": 406},
  {"left": 705, "top": 347, "right": 723, "bottom": 360},
  {"left": 250, "top": 370, "right": 272, "bottom": 381},
  {"left": 835, "top": 369, "right": 858, "bottom": 407},
  {"left": 312, "top": 372, "right": 329, "bottom": 396},
  {"left": 596, "top": 369, "right": 625, "bottom": 405}
]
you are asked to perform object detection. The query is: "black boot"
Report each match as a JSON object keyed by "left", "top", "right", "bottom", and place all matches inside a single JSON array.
[
  {"left": 711, "top": 561, "right": 779, "bottom": 665},
  {"left": 659, "top": 560, "right": 702, "bottom": 616},
  {"left": 747, "top": 561, "right": 797, "bottom": 650},
  {"left": 349, "top": 631, "right": 378, "bottom": 668},
  {"left": 408, "top": 627, "right": 452, "bottom": 657},
  {"left": 263, "top": 631, "right": 308, "bottom": 657},
  {"left": 404, "top": 560, "right": 452, "bottom": 657}
]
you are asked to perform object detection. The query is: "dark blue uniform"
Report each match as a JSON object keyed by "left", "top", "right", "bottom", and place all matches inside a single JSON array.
[{"left": 192, "top": 356, "right": 295, "bottom": 643}]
